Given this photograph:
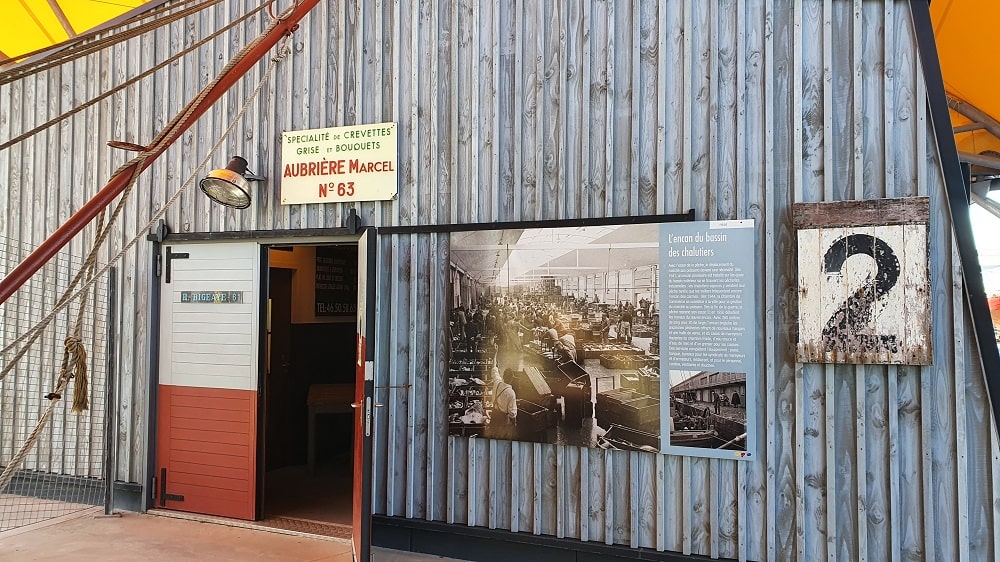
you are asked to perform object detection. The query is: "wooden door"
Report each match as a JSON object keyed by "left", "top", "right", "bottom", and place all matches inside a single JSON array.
[
  {"left": 155, "top": 242, "right": 261, "bottom": 520},
  {"left": 353, "top": 229, "right": 375, "bottom": 560}
]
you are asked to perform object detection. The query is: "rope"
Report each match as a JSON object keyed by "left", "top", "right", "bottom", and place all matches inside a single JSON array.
[
  {"left": 0, "top": 5, "right": 268, "bottom": 153},
  {"left": 69, "top": 211, "right": 102, "bottom": 414},
  {"left": 0, "top": 30, "right": 293, "bottom": 379}
]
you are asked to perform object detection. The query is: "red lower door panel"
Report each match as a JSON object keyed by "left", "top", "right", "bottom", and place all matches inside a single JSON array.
[{"left": 156, "top": 385, "right": 257, "bottom": 520}]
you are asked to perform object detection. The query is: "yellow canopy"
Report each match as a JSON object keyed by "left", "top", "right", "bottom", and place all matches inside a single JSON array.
[{"left": 0, "top": 0, "right": 154, "bottom": 62}]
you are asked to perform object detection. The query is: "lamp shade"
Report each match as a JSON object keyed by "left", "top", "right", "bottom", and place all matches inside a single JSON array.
[{"left": 200, "top": 156, "right": 252, "bottom": 209}]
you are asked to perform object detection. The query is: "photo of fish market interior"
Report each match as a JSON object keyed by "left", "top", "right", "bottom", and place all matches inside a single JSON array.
[{"left": 445, "top": 223, "right": 746, "bottom": 453}]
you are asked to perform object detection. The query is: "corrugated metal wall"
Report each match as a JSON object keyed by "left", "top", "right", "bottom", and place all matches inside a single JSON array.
[{"left": 1, "top": 0, "right": 997, "bottom": 560}]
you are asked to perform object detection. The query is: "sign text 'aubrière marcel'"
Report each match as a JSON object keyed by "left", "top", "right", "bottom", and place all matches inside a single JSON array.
[{"left": 280, "top": 122, "right": 398, "bottom": 205}]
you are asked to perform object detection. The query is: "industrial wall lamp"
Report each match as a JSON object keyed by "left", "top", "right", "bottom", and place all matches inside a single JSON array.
[{"left": 199, "top": 156, "right": 265, "bottom": 209}]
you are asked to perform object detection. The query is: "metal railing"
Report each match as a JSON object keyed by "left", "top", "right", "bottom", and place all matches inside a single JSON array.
[{"left": 0, "top": 235, "right": 115, "bottom": 532}]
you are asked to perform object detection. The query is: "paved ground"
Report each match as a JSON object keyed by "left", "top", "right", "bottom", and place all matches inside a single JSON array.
[{"left": 0, "top": 508, "right": 467, "bottom": 562}]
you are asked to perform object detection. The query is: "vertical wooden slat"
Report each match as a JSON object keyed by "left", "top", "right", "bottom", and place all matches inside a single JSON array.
[
  {"left": 509, "top": 439, "right": 519, "bottom": 532},
  {"left": 707, "top": 0, "right": 719, "bottom": 222},
  {"left": 488, "top": 439, "right": 498, "bottom": 529},
  {"left": 580, "top": 444, "right": 590, "bottom": 542},
  {"left": 792, "top": 3, "right": 806, "bottom": 562},
  {"left": 820, "top": 3, "right": 838, "bottom": 560},
  {"left": 605, "top": 450, "right": 614, "bottom": 545},
  {"left": 716, "top": 0, "right": 737, "bottom": 222},
  {"left": 887, "top": 365, "right": 902, "bottom": 562},
  {"left": 545, "top": 1, "right": 564, "bottom": 219},
  {"left": 529, "top": 0, "right": 543, "bottom": 220},
  {"left": 447, "top": 434, "right": 457, "bottom": 524},
  {"left": 626, "top": 0, "right": 639, "bottom": 216},
  {"left": 655, "top": 451, "right": 666, "bottom": 551},
  {"left": 511, "top": 0, "right": 524, "bottom": 220},
  {"left": 565, "top": 2, "right": 582, "bottom": 219},
  {"left": 882, "top": 5, "right": 903, "bottom": 562},
  {"left": 680, "top": 0, "right": 692, "bottom": 215},
  {"left": 851, "top": 4, "right": 868, "bottom": 559},
  {"left": 953, "top": 255, "right": 970, "bottom": 562},
  {"left": 709, "top": 458, "right": 719, "bottom": 558},
  {"left": 654, "top": 0, "right": 667, "bottom": 215},
  {"left": 741, "top": 3, "right": 766, "bottom": 558},
  {"left": 763, "top": 0, "right": 777, "bottom": 558},
  {"left": 373, "top": 232, "right": 392, "bottom": 514},
  {"left": 578, "top": 0, "right": 593, "bottom": 219},
  {"left": 630, "top": 452, "right": 639, "bottom": 548},
  {"left": 522, "top": 441, "right": 536, "bottom": 533},
  {"left": 475, "top": 439, "right": 490, "bottom": 527},
  {"left": 390, "top": 235, "right": 411, "bottom": 516},
  {"left": 603, "top": 0, "right": 615, "bottom": 218},
  {"left": 480, "top": 1, "right": 495, "bottom": 220},
  {"left": 427, "top": 209, "right": 448, "bottom": 518},
  {"left": 533, "top": 442, "right": 543, "bottom": 535},
  {"left": 464, "top": 0, "right": 477, "bottom": 222},
  {"left": 557, "top": 445, "right": 566, "bottom": 539}
]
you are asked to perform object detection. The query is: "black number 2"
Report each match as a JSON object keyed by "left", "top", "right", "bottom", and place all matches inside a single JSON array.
[{"left": 821, "top": 234, "right": 900, "bottom": 355}]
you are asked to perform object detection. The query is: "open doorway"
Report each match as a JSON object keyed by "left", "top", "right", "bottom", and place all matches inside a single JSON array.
[{"left": 261, "top": 244, "right": 359, "bottom": 529}]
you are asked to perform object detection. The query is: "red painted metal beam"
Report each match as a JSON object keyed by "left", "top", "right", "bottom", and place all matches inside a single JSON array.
[{"left": 0, "top": 0, "right": 321, "bottom": 306}]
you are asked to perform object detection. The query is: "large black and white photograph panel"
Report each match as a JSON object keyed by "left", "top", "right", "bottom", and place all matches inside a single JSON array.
[{"left": 446, "top": 222, "right": 664, "bottom": 452}]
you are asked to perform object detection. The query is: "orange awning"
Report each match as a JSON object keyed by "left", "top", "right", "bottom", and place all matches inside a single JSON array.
[{"left": 932, "top": 0, "right": 1000, "bottom": 159}]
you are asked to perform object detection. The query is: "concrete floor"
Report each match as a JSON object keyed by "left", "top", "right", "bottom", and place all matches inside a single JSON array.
[{"left": 0, "top": 508, "right": 467, "bottom": 562}]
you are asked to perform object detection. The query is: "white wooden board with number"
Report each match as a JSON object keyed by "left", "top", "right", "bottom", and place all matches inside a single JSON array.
[{"left": 793, "top": 198, "right": 931, "bottom": 365}]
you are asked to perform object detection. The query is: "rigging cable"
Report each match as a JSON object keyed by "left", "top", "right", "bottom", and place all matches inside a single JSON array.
[{"left": 0, "top": 4, "right": 268, "bottom": 153}]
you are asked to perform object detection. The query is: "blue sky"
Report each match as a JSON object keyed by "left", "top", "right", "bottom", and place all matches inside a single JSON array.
[{"left": 972, "top": 199, "right": 1000, "bottom": 294}]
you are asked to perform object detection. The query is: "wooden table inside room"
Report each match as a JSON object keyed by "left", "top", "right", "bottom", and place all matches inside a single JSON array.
[{"left": 306, "top": 383, "right": 356, "bottom": 473}]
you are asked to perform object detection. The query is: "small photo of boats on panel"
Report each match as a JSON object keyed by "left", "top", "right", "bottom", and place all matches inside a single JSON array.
[{"left": 667, "top": 370, "right": 747, "bottom": 452}]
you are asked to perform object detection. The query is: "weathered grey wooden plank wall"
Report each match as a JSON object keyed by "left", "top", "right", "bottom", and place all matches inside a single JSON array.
[{"left": 1, "top": 0, "right": 997, "bottom": 560}]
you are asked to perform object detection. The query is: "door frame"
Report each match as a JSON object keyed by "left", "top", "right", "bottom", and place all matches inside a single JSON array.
[
  {"left": 254, "top": 244, "right": 270, "bottom": 519},
  {"left": 353, "top": 227, "right": 377, "bottom": 561},
  {"left": 146, "top": 228, "right": 370, "bottom": 522}
]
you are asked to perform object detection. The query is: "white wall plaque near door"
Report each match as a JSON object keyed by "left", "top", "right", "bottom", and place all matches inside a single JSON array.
[
  {"left": 793, "top": 197, "right": 931, "bottom": 365},
  {"left": 280, "top": 122, "right": 398, "bottom": 204}
]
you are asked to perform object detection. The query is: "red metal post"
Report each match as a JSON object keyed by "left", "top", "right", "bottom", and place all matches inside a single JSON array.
[{"left": 0, "top": 0, "right": 321, "bottom": 306}]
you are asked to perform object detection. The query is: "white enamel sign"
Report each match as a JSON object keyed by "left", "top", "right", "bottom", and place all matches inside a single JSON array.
[{"left": 280, "top": 122, "right": 398, "bottom": 205}]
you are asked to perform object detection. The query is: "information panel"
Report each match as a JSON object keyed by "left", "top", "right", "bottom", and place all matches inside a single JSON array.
[
  {"left": 660, "top": 220, "right": 757, "bottom": 460},
  {"left": 280, "top": 122, "right": 398, "bottom": 205}
]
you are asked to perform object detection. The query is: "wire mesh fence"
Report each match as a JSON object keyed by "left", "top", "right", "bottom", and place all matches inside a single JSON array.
[{"left": 0, "top": 235, "right": 115, "bottom": 532}]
